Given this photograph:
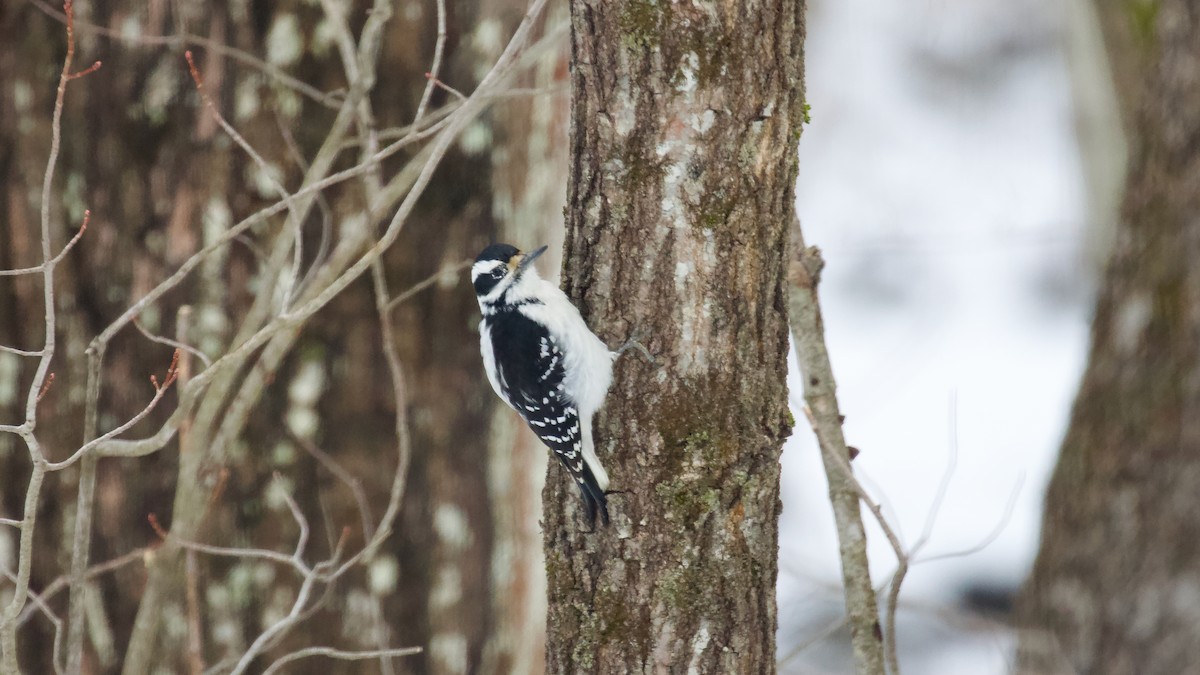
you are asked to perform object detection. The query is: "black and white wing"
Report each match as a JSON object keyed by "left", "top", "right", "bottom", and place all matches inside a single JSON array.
[{"left": 485, "top": 311, "right": 609, "bottom": 525}]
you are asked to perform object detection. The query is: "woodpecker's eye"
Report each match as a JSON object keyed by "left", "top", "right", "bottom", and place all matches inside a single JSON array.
[{"left": 491, "top": 268, "right": 506, "bottom": 279}]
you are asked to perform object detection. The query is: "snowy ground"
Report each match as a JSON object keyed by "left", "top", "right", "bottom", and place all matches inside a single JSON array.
[{"left": 778, "top": 1, "right": 1096, "bottom": 672}]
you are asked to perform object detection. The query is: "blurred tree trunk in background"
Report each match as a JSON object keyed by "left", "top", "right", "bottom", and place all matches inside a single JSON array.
[
  {"left": 479, "top": 3, "right": 569, "bottom": 673},
  {"left": 1017, "top": 2, "right": 1200, "bottom": 673},
  {"left": 0, "top": 0, "right": 562, "bottom": 672},
  {"left": 544, "top": 0, "right": 803, "bottom": 671}
]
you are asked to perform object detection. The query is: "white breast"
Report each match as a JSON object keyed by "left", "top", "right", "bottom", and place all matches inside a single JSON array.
[{"left": 518, "top": 279, "right": 613, "bottom": 418}]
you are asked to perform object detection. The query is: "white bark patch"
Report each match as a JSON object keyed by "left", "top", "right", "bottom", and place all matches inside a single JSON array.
[
  {"left": 434, "top": 503, "right": 473, "bottom": 551},
  {"left": 674, "top": 261, "right": 691, "bottom": 290},
  {"left": 246, "top": 161, "right": 286, "bottom": 200},
  {"left": 284, "top": 408, "right": 317, "bottom": 441},
  {"left": 613, "top": 79, "right": 637, "bottom": 137},
  {"left": 459, "top": 121, "right": 493, "bottom": 155},
  {"left": 368, "top": 554, "right": 400, "bottom": 595},
  {"left": 404, "top": 1, "right": 422, "bottom": 21},
  {"left": 675, "top": 52, "right": 700, "bottom": 94},
  {"left": 0, "top": 353, "right": 18, "bottom": 406},
  {"left": 1114, "top": 291, "right": 1152, "bottom": 355},
  {"left": 118, "top": 15, "right": 141, "bottom": 41},
  {"left": 288, "top": 359, "right": 325, "bottom": 405},
  {"left": 687, "top": 620, "right": 712, "bottom": 674},
  {"left": 430, "top": 566, "right": 463, "bottom": 609},
  {"left": 430, "top": 633, "right": 469, "bottom": 674},
  {"left": 286, "top": 358, "right": 326, "bottom": 439},
  {"left": 271, "top": 440, "right": 296, "bottom": 466},
  {"left": 266, "top": 14, "right": 304, "bottom": 67},
  {"left": 472, "top": 19, "right": 504, "bottom": 80},
  {"left": 473, "top": 18, "right": 504, "bottom": 55},
  {"left": 0, "top": 529, "right": 13, "bottom": 571},
  {"left": 264, "top": 476, "right": 296, "bottom": 512},
  {"left": 342, "top": 588, "right": 386, "bottom": 647},
  {"left": 234, "top": 77, "right": 261, "bottom": 121},
  {"left": 652, "top": 618, "right": 675, "bottom": 673},
  {"left": 142, "top": 61, "right": 179, "bottom": 124},
  {"left": 1169, "top": 578, "right": 1200, "bottom": 622},
  {"left": 12, "top": 81, "right": 31, "bottom": 113},
  {"left": 311, "top": 18, "right": 336, "bottom": 57},
  {"left": 275, "top": 88, "right": 302, "bottom": 119}
]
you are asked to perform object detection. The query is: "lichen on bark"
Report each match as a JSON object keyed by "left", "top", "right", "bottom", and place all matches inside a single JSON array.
[{"left": 545, "top": 0, "right": 806, "bottom": 672}]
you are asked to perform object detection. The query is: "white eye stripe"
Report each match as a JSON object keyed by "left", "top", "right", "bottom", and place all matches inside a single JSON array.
[{"left": 471, "top": 260, "right": 507, "bottom": 281}]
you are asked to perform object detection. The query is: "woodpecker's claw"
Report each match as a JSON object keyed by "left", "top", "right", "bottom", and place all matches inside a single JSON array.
[{"left": 615, "top": 329, "right": 655, "bottom": 364}]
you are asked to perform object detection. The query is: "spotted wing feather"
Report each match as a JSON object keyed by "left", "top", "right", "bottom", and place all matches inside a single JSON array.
[{"left": 484, "top": 309, "right": 609, "bottom": 526}]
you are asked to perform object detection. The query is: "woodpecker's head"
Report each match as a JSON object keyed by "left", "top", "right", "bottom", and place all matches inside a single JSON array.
[{"left": 472, "top": 243, "right": 547, "bottom": 307}]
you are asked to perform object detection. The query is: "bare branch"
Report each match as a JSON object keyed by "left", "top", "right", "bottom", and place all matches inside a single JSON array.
[
  {"left": 273, "top": 473, "right": 311, "bottom": 563},
  {"left": 916, "top": 473, "right": 1024, "bottom": 565},
  {"left": 789, "top": 224, "right": 887, "bottom": 674},
  {"left": 385, "top": 259, "right": 472, "bottom": 312},
  {"left": 0, "top": 561, "right": 65, "bottom": 675},
  {"left": 147, "top": 513, "right": 308, "bottom": 576},
  {"left": 0, "top": 210, "right": 89, "bottom": 277},
  {"left": 413, "top": 0, "right": 448, "bottom": 126},
  {"left": 133, "top": 316, "right": 213, "bottom": 369},
  {"left": 18, "top": 548, "right": 147, "bottom": 628},
  {"left": 0, "top": 346, "right": 44, "bottom": 357},
  {"left": 292, "top": 433, "right": 375, "bottom": 543},
  {"left": 260, "top": 646, "right": 422, "bottom": 675},
  {"left": 44, "top": 351, "right": 181, "bottom": 470}
]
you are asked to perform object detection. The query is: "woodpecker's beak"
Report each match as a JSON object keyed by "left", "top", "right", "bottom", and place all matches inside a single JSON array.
[{"left": 514, "top": 245, "right": 548, "bottom": 276}]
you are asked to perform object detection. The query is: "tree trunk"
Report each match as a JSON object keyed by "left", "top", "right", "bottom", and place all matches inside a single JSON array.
[
  {"left": 1016, "top": 2, "right": 1200, "bottom": 673},
  {"left": 545, "top": 1, "right": 804, "bottom": 672}
]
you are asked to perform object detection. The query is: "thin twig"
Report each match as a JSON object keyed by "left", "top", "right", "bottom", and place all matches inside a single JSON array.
[
  {"left": 0, "top": 210, "right": 89, "bottom": 277},
  {"left": 385, "top": 259, "right": 472, "bottom": 312},
  {"left": 132, "top": 317, "right": 213, "bottom": 369},
  {"left": 0, "top": 562, "right": 66, "bottom": 675},
  {"left": 413, "top": 0, "right": 449, "bottom": 126},
  {"left": 273, "top": 472, "right": 311, "bottom": 563},
  {"left": 260, "top": 646, "right": 422, "bottom": 675},
  {"left": 0, "top": 346, "right": 44, "bottom": 357},
  {"left": 292, "top": 433, "right": 375, "bottom": 543},
  {"left": 147, "top": 515, "right": 308, "bottom": 575},
  {"left": 916, "top": 474, "right": 1024, "bottom": 564},
  {"left": 425, "top": 73, "right": 466, "bottom": 101},
  {"left": 44, "top": 350, "right": 181, "bottom": 470},
  {"left": 17, "top": 548, "right": 147, "bottom": 627}
]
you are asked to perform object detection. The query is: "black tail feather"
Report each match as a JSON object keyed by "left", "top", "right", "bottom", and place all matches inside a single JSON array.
[{"left": 576, "top": 464, "right": 610, "bottom": 527}]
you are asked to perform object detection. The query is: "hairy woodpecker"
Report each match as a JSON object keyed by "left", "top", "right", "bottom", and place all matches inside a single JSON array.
[{"left": 472, "top": 243, "right": 614, "bottom": 526}]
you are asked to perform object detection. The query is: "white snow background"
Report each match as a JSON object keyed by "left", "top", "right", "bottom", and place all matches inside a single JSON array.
[{"left": 778, "top": 0, "right": 1098, "bottom": 672}]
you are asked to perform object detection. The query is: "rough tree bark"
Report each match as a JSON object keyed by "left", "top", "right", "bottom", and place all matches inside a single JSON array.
[
  {"left": 1016, "top": 2, "right": 1200, "bottom": 673},
  {"left": 545, "top": 0, "right": 804, "bottom": 671}
]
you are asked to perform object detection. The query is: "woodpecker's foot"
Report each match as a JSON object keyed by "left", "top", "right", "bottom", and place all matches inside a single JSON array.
[{"left": 615, "top": 329, "right": 654, "bottom": 364}]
